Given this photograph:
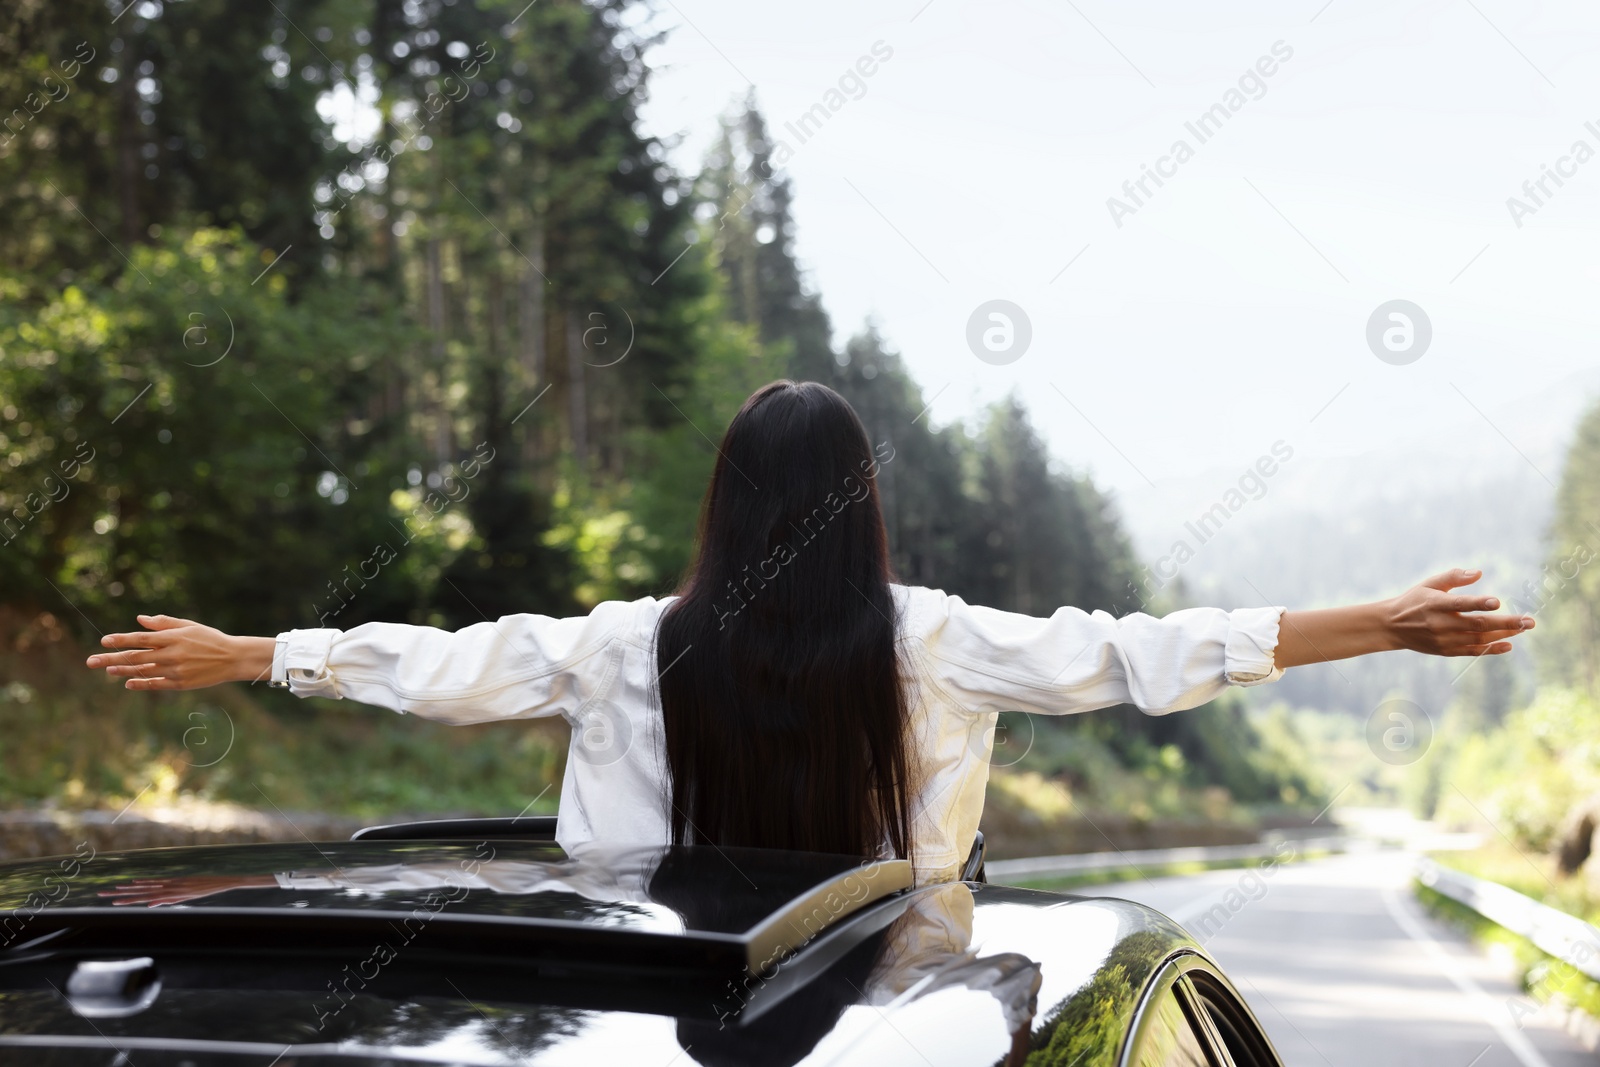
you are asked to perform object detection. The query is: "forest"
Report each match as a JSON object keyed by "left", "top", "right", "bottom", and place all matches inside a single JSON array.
[{"left": 3, "top": 0, "right": 1321, "bottom": 848}]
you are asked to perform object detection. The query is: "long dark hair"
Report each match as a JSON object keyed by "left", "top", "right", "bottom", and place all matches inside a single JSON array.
[{"left": 656, "top": 381, "right": 912, "bottom": 862}]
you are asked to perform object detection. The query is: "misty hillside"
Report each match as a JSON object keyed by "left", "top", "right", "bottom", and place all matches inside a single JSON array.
[{"left": 1115, "top": 370, "right": 1600, "bottom": 719}]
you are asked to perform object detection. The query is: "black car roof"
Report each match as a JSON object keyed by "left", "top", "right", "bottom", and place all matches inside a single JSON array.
[
  {"left": 0, "top": 840, "right": 1234, "bottom": 1066},
  {"left": 0, "top": 840, "right": 910, "bottom": 979}
]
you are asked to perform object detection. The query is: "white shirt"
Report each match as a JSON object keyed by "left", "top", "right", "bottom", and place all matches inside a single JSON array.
[{"left": 276, "top": 586, "right": 1285, "bottom": 881}]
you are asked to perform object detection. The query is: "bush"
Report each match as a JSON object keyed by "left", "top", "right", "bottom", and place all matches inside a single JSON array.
[
  {"left": 1436, "top": 688, "right": 1600, "bottom": 853},
  {"left": 0, "top": 607, "right": 565, "bottom": 819}
]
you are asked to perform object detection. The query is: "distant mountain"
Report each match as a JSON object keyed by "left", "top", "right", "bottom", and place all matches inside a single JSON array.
[{"left": 1113, "top": 370, "right": 1600, "bottom": 719}]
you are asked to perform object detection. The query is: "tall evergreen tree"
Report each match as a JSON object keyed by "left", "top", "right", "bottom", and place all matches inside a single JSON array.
[
  {"left": 698, "top": 95, "right": 836, "bottom": 381},
  {"left": 1538, "top": 396, "right": 1600, "bottom": 693},
  {"left": 829, "top": 329, "right": 976, "bottom": 589},
  {"left": 963, "top": 397, "right": 1138, "bottom": 616},
  {"left": 0, "top": 0, "right": 350, "bottom": 286}
]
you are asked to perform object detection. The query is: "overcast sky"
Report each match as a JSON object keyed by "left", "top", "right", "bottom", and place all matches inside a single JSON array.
[{"left": 635, "top": 0, "right": 1600, "bottom": 500}]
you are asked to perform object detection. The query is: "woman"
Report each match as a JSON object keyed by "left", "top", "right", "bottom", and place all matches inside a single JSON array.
[{"left": 85, "top": 381, "right": 1533, "bottom": 882}]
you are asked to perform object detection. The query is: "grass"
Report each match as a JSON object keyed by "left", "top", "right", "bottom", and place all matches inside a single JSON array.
[{"left": 0, "top": 608, "right": 566, "bottom": 820}]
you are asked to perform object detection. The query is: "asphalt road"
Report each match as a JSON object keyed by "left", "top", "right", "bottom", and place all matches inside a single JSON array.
[{"left": 1067, "top": 850, "right": 1595, "bottom": 1067}]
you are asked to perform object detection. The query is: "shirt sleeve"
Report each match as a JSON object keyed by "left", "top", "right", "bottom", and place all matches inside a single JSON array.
[
  {"left": 272, "top": 599, "right": 642, "bottom": 725},
  {"left": 914, "top": 594, "right": 1284, "bottom": 717}
]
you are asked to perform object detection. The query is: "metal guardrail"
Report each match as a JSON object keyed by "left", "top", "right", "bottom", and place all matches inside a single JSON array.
[
  {"left": 987, "top": 835, "right": 1359, "bottom": 881},
  {"left": 987, "top": 832, "right": 1484, "bottom": 882},
  {"left": 1419, "top": 859, "right": 1600, "bottom": 982}
]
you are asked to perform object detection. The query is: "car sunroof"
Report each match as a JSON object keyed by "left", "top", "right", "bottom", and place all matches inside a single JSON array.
[{"left": 0, "top": 841, "right": 912, "bottom": 975}]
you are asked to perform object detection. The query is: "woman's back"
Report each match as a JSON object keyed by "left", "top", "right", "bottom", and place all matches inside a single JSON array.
[{"left": 653, "top": 381, "right": 914, "bottom": 864}]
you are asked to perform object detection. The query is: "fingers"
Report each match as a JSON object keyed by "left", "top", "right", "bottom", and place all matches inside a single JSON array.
[
  {"left": 99, "top": 883, "right": 172, "bottom": 895},
  {"left": 1442, "top": 593, "right": 1501, "bottom": 612},
  {"left": 86, "top": 649, "right": 171, "bottom": 681},
  {"left": 1421, "top": 567, "right": 1483, "bottom": 592},
  {"left": 1440, "top": 624, "right": 1528, "bottom": 645},
  {"left": 106, "top": 664, "right": 161, "bottom": 677},
  {"left": 1451, "top": 613, "right": 1535, "bottom": 634},
  {"left": 124, "top": 676, "right": 183, "bottom": 691},
  {"left": 137, "top": 614, "right": 196, "bottom": 630},
  {"left": 98, "top": 883, "right": 170, "bottom": 906},
  {"left": 97, "top": 882, "right": 163, "bottom": 898},
  {"left": 1449, "top": 641, "right": 1515, "bottom": 657},
  {"left": 105, "top": 892, "right": 182, "bottom": 906},
  {"left": 1442, "top": 634, "right": 1521, "bottom": 651},
  {"left": 100, "top": 880, "right": 171, "bottom": 892},
  {"left": 100, "top": 629, "right": 176, "bottom": 650},
  {"left": 86, "top": 648, "right": 164, "bottom": 668},
  {"left": 97, "top": 616, "right": 194, "bottom": 650},
  {"left": 1439, "top": 625, "right": 1525, "bottom": 648},
  {"left": 1465, "top": 629, "right": 1532, "bottom": 644}
]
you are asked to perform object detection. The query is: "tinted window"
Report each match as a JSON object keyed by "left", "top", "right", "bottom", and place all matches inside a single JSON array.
[{"left": 1186, "top": 970, "right": 1282, "bottom": 1067}]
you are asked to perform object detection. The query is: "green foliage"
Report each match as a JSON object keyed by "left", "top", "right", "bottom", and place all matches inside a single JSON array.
[
  {"left": 1003, "top": 693, "right": 1318, "bottom": 822},
  {"left": 1536, "top": 396, "right": 1600, "bottom": 692},
  {"left": 542, "top": 273, "right": 784, "bottom": 606},
  {"left": 1, "top": 0, "right": 346, "bottom": 284},
  {"left": 698, "top": 98, "right": 837, "bottom": 382},
  {"left": 0, "top": 609, "right": 562, "bottom": 816},
  {"left": 959, "top": 394, "right": 1136, "bottom": 617},
  {"left": 0, "top": 228, "right": 419, "bottom": 636},
  {"left": 1024, "top": 930, "right": 1174, "bottom": 1067},
  {"left": 1436, "top": 688, "right": 1600, "bottom": 853}
]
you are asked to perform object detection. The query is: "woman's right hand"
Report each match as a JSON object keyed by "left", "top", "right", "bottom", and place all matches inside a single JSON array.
[{"left": 85, "top": 615, "right": 275, "bottom": 690}]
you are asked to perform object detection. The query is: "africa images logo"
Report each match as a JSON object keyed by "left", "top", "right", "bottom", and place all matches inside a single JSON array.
[
  {"left": 966, "top": 300, "right": 1032, "bottom": 366},
  {"left": 1365, "top": 300, "right": 1431, "bottom": 366}
]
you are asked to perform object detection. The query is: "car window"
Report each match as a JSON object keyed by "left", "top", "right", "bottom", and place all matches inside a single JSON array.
[
  {"left": 1186, "top": 971, "right": 1275, "bottom": 1067},
  {"left": 1135, "top": 987, "right": 1214, "bottom": 1067}
]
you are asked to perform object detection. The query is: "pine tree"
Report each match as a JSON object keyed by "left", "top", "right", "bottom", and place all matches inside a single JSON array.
[
  {"left": 1539, "top": 397, "right": 1600, "bottom": 692},
  {"left": 699, "top": 95, "right": 837, "bottom": 381},
  {"left": 830, "top": 328, "right": 976, "bottom": 589}
]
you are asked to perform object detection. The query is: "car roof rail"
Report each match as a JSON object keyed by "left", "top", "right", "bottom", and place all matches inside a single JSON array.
[
  {"left": 351, "top": 815, "right": 558, "bottom": 842},
  {"left": 961, "top": 830, "right": 987, "bottom": 883}
]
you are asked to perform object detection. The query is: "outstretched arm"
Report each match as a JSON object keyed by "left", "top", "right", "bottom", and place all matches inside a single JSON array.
[
  {"left": 1275, "top": 568, "right": 1533, "bottom": 669},
  {"left": 85, "top": 605, "right": 631, "bottom": 724},
  {"left": 86, "top": 615, "right": 274, "bottom": 690},
  {"left": 917, "top": 565, "right": 1535, "bottom": 720}
]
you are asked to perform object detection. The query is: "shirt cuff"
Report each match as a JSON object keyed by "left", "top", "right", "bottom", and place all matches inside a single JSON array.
[
  {"left": 1223, "top": 606, "right": 1285, "bottom": 686},
  {"left": 275, "top": 629, "right": 341, "bottom": 698},
  {"left": 267, "top": 637, "right": 290, "bottom": 688}
]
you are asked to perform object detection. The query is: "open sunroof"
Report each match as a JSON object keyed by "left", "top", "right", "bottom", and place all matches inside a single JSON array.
[{"left": 0, "top": 840, "right": 912, "bottom": 979}]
